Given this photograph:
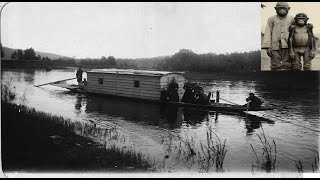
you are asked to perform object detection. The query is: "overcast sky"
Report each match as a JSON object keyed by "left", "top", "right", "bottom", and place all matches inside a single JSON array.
[
  {"left": 261, "top": 2, "right": 320, "bottom": 35},
  {"left": 1, "top": 2, "right": 260, "bottom": 59}
]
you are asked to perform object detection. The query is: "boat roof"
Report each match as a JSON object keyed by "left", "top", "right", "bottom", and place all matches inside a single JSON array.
[{"left": 87, "top": 68, "right": 185, "bottom": 77}]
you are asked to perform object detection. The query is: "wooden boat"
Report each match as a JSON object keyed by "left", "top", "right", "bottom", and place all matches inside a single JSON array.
[
  {"left": 167, "top": 101, "right": 274, "bottom": 112},
  {"left": 35, "top": 69, "right": 185, "bottom": 100},
  {"left": 35, "top": 68, "right": 274, "bottom": 113}
]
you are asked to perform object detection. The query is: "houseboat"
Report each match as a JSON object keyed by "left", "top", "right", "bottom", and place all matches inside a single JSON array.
[
  {"left": 45, "top": 68, "right": 185, "bottom": 102},
  {"left": 84, "top": 69, "right": 185, "bottom": 102},
  {"left": 37, "top": 68, "right": 274, "bottom": 112}
]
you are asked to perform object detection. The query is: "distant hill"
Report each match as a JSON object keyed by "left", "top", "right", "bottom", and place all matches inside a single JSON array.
[{"left": 1, "top": 46, "right": 67, "bottom": 60}]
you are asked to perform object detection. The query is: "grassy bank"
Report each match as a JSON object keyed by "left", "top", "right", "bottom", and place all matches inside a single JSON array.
[{"left": 1, "top": 101, "right": 153, "bottom": 173}]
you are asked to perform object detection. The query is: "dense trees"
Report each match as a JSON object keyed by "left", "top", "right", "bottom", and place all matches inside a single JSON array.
[
  {"left": 151, "top": 49, "right": 260, "bottom": 73},
  {"left": 9, "top": 47, "right": 50, "bottom": 61},
  {"left": 23, "top": 48, "right": 37, "bottom": 60},
  {"left": 17, "top": 50, "right": 24, "bottom": 60},
  {"left": 106, "top": 56, "right": 116, "bottom": 66},
  {"left": 6, "top": 46, "right": 261, "bottom": 73}
]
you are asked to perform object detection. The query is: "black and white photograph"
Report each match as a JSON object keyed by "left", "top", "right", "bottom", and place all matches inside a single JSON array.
[
  {"left": 1, "top": 2, "right": 319, "bottom": 178},
  {"left": 261, "top": 2, "right": 320, "bottom": 71}
]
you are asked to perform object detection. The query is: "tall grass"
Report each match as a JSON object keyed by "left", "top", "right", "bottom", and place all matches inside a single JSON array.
[
  {"left": 294, "top": 151, "right": 319, "bottom": 173},
  {"left": 312, "top": 151, "right": 319, "bottom": 173},
  {"left": 250, "top": 127, "right": 278, "bottom": 173},
  {"left": 1, "top": 77, "right": 17, "bottom": 102},
  {"left": 294, "top": 160, "right": 303, "bottom": 173},
  {"left": 159, "top": 128, "right": 227, "bottom": 173},
  {"left": 2, "top": 100, "right": 154, "bottom": 171},
  {"left": 198, "top": 129, "right": 227, "bottom": 172}
]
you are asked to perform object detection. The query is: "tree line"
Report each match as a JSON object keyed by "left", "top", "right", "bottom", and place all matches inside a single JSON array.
[
  {"left": 10, "top": 47, "right": 52, "bottom": 61},
  {"left": 157, "top": 49, "right": 261, "bottom": 72},
  {"left": 3, "top": 46, "right": 261, "bottom": 72}
]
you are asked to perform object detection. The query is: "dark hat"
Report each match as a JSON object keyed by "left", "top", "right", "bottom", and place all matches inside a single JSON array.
[{"left": 249, "top": 92, "right": 254, "bottom": 96}]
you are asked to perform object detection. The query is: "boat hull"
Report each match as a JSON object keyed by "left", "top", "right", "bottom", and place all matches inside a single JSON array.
[{"left": 167, "top": 101, "right": 274, "bottom": 112}]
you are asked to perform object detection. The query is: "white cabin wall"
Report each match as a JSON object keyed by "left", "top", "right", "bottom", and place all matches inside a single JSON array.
[{"left": 86, "top": 72, "right": 161, "bottom": 101}]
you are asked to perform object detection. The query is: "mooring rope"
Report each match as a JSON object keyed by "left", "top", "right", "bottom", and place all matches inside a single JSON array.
[{"left": 219, "top": 97, "right": 241, "bottom": 105}]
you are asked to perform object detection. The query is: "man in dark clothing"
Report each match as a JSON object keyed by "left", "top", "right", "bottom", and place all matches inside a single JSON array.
[
  {"left": 167, "top": 77, "right": 179, "bottom": 102},
  {"left": 245, "top": 93, "right": 263, "bottom": 109},
  {"left": 194, "top": 90, "right": 210, "bottom": 105},
  {"left": 182, "top": 82, "right": 196, "bottom": 103},
  {"left": 76, "top": 66, "right": 83, "bottom": 84}
]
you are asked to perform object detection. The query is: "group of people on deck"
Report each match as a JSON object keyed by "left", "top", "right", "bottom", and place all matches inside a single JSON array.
[
  {"left": 162, "top": 78, "right": 211, "bottom": 105},
  {"left": 163, "top": 78, "right": 263, "bottom": 109}
]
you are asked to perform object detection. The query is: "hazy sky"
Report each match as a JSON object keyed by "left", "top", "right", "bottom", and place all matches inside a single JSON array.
[
  {"left": 2, "top": 2, "right": 260, "bottom": 59},
  {"left": 261, "top": 2, "right": 320, "bottom": 34}
]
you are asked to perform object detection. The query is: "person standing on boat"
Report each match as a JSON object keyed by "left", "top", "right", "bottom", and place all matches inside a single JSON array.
[
  {"left": 182, "top": 81, "right": 196, "bottom": 103},
  {"left": 245, "top": 93, "right": 263, "bottom": 109},
  {"left": 167, "top": 77, "right": 179, "bottom": 102},
  {"left": 76, "top": 66, "right": 83, "bottom": 85}
]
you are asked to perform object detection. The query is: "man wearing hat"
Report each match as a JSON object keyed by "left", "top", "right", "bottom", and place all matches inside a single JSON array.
[
  {"left": 244, "top": 93, "right": 263, "bottom": 109},
  {"left": 262, "top": 2, "right": 295, "bottom": 71}
]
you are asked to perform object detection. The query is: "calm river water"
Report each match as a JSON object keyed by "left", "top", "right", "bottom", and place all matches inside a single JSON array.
[{"left": 1, "top": 68, "right": 319, "bottom": 173}]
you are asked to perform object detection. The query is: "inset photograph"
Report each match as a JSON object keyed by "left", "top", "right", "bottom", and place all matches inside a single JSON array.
[{"left": 261, "top": 2, "right": 320, "bottom": 71}]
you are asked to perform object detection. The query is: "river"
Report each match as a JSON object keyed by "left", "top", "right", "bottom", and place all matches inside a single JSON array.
[{"left": 1, "top": 68, "right": 319, "bottom": 173}]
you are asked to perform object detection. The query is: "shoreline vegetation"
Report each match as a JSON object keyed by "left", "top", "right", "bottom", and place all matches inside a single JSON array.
[
  {"left": 1, "top": 101, "right": 154, "bottom": 173},
  {"left": 2, "top": 100, "right": 319, "bottom": 174}
]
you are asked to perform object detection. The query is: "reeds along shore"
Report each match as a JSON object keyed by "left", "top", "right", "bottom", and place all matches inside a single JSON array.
[{"left": 1, "top": 101, "right": 153, "bottom": 172}]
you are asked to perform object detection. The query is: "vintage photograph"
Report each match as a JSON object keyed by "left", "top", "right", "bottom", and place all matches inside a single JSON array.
[
  {"left": 1, "top": 2, "right": 319, "bottom": 178},
  {"left": 261, "top": 2, "right": 320, "bottom": 71}
]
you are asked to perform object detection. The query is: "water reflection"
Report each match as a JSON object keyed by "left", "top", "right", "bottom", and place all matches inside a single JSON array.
[
  {"left": 243, "top": 114, "right": 275, "bottom": 135},
  {"left": 74, "top": 94, "right": 84, "bottom": 113},
  {"left": 82, "top": 91, "right": 279, "bottom": 135},
  {"left": 163, "top": 105, "right": 183, "bottom": 129},
  {"left": 19, "top": 69, "right": 36, "bottom": 83},
  {"left": 85, "top": 94, "right": 161, "bottom": 124},
  {"left": 183, "top": 108, "right": 209, "bottom": 126}
]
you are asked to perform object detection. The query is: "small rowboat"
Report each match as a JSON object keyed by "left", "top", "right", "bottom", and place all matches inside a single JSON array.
[{"left": 167, "top": 101, "right": 274, "bottom": 112}]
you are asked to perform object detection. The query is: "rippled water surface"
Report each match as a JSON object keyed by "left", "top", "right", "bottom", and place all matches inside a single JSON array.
[{"left": 1, "top": 68, "right": 319, "bottom": 173}]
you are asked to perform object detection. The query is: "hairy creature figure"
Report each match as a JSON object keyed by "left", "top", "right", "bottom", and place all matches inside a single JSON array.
[
  {"left": 289, "top": 13, "right": 317, "bottom": 70},
  {"left": 262, "top": 2, "right": 294, "bottom": 71}
]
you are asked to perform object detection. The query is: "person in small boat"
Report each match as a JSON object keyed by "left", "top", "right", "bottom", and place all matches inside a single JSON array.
[
  {"left": 167, "top": 77, "right": 179, "bottom": 102},
  {"left": 244, "top": 93, "right": 263, "bottom": 109},
  {"left": 76, "top": 66, "right": 83, "bottom": 85}
]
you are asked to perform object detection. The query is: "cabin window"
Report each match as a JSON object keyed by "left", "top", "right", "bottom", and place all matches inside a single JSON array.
[
  {"left": 134, "top": 80, "right": 139, "bottom": 87},
  {"left": 98, "top": 78, "right": 103, "bottom": 84}
]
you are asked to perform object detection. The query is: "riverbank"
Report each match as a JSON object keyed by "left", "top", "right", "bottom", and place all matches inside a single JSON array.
[{"left": 1, "top": 101, "right": 154, "bottom": 173}]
